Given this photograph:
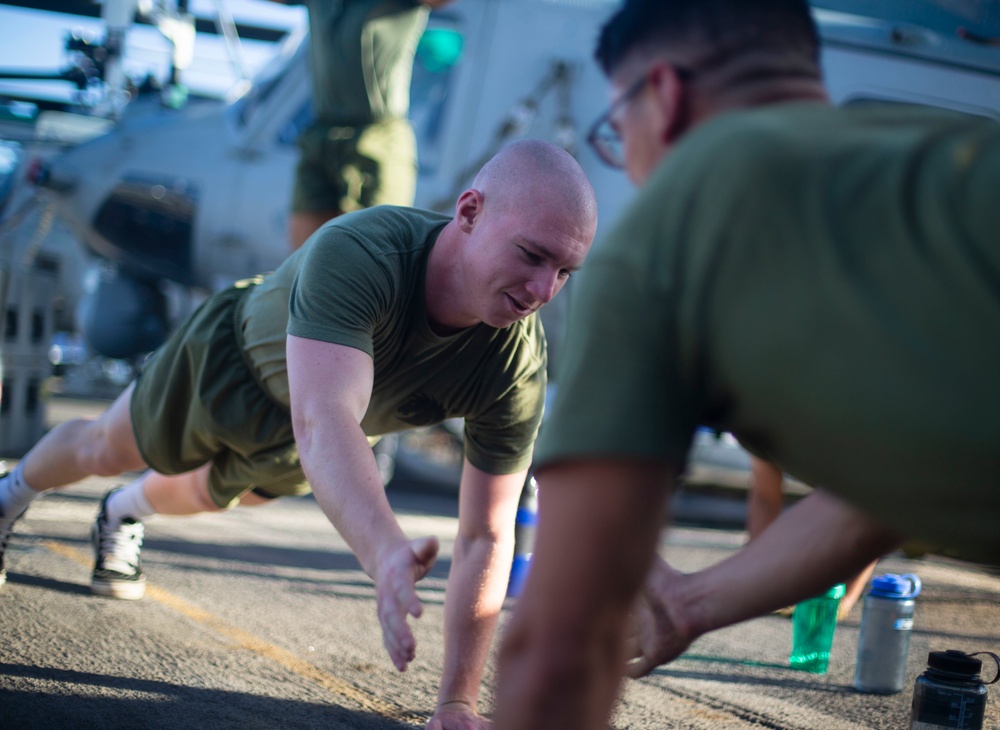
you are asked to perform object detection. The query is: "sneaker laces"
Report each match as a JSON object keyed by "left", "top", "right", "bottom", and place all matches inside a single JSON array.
[
  {"left": 0, "top": 507, "right": 24, "bottom": 558},
  {"left": 98, "top": 519, "right": 144, "bottom": 576},
  {"left": 0, "top": 519, "right": 13, "bottom": 557}
]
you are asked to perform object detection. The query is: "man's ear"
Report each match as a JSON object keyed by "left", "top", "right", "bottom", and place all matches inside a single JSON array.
[
  {"left": 647, "top": 62, "right": 690, "bottom": 145},
  {"left": 455, "top": 188, "right": 484, "bottom": 233}
]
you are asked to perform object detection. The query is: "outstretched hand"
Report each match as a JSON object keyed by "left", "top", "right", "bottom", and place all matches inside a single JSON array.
[
  {"left": 425, "top": 700, "right": 490, "bottom": 730},
  {"left": 375, "top": 536, "right": 440, "bottom": 671},
  {"left": 624, "top": 555, "right": 694, "bottom": 678}
]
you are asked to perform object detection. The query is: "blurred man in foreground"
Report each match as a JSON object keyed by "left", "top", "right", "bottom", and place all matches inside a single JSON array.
[{"left": 494, "top": 1, "right": 999, "bottom": 727}]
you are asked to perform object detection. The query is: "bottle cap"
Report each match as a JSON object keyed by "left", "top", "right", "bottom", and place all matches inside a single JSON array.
[
  {"left": 928, "top": 650, "right": 982, "bottom": 677},
  {"left": 870, "top": 573, "right": 921, "bottom": 599}
]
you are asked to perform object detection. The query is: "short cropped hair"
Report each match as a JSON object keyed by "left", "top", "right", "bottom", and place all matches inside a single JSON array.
[{"left": 595, "top": 0, "right": 821, "bottom": 76}]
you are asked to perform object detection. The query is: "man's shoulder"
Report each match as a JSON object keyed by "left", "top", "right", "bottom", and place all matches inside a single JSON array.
[
  {"left": 319, "top": 206, "right": 450, "bottom": 254},
  {"left": 335, "top": 204, "right": 449, "bottom": 226},
  {"left": 673, "top": 101, "right": 979, "bottom": 165},
  {"left": 642, "top": 103, "right": 879, "bottom": 201},
  {"left": 287, "top": 206, "right": 447, "bottom": 303},
  {"left": 670, "top": 103, "right": 832, "bottom": 165},
  {"left": 587, "top": 106, "right": 839, "bottom": 276}
]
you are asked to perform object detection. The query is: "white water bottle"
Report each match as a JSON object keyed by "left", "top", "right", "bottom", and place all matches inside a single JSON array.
[{"left": 853, "top": 573, "right": 921, "bottom": 694}]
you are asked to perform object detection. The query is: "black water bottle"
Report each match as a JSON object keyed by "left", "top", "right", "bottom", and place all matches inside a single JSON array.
[{"left": 909, "top": 650, "right": 999, "bottom": 729}]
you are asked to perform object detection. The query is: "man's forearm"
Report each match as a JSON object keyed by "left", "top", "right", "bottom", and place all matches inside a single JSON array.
[
  {"left": 437, "top": 530, "right": 513, "bottom": 709},
  {"left": 679, "top": 489, "right": 902, "bottom": 639},
  {"left": 434, "top": 464, "right": 524, "bottom": 714},
  {"left": 298, "top": 415, "right": 408, "bottom": 577}
]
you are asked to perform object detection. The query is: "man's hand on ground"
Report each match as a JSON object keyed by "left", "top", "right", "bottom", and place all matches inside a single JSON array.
[
  {"left": 624, "top": 556, "right": 694, "bottom": 678},
  {"left": 425, "top": 700, "right": 490, "bottom": 730},
  {"left": 375, "top": 536, "right": 440, "bottom": 671}
]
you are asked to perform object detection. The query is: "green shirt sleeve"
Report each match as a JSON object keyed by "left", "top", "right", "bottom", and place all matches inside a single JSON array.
[{"left": 287, "top": 226, "right": 395, "bottom": 357}]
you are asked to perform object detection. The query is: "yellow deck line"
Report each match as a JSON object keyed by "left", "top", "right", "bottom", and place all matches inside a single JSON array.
[{"left": 42, "top": 540, "right": 424, "bottom": 726}]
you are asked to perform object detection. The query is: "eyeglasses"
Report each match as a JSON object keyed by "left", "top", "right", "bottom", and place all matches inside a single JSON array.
[{"left": 586, "top": 66, "right": 693, "bottom": 169}]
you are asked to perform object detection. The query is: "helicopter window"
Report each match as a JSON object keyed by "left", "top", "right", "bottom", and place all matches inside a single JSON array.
[
  {"left": 5, "top": 307, "right": 17, "bottom": 343},
  {"left": 92, "top": 175, "right": 198, "bottom": 284}
]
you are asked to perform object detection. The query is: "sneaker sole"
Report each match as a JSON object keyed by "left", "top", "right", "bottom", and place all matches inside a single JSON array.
[{"left": 91, "top": 577, "right": 147, "bottom": 601}]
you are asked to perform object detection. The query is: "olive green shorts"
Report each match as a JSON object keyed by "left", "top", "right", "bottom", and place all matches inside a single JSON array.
[
  {"left": 291, "top": 118, "right": 418, "bottom": 214},
  {"left": 129, "top": 282, "right": 310, "bottom": 509}
]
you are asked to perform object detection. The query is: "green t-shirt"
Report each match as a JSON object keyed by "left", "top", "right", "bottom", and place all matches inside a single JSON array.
[
  {"left": 537, "top": 102, "right": 1000, "bottom": 559},
  {"left": 240, "top": 205, "right": 547, "bottom": 475},
  {"left": 304, "top": 0, "right": 428, "bottom": 125}
]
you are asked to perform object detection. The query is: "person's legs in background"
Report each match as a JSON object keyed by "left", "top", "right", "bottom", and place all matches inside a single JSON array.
[
  {"left": 288, "top": 120, "right": 418, "bottom": 252},
  {"left": 747, "top": 456, "right": 785, "bottom": 540}
]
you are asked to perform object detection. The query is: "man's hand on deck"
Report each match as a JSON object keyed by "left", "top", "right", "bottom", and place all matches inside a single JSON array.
[{"left": 624, "top": 556, "right": 694, "bottom": 678}]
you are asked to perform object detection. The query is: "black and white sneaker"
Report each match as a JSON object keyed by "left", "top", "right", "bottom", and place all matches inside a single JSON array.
[
  {"left": 91, "top": 488, "right": 146, "bottom": 600},
  {"left": 0, "top": 503, "right": 25, "bottom": 593}
]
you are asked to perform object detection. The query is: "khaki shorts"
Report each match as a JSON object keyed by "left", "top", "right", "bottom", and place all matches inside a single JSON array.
[
  {"left": 291, "top": 118, "right": 418, "bottom": 214},
  {"left": 130, "top": 282, "right": 310, "bottom": 508}
]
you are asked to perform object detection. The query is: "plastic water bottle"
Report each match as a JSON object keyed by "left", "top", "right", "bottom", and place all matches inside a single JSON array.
[
  {"left": 909, "top": 650, "right": 1000, "bottom": 729},
  {"left": 854, "top": 573, "right": 922, "bottom": 693},
  {"left": 506, "top": 476, "right": 537, "bottom": 598},
  {"left": 790, "top": 583, "right": 845, "bottom": 673}
]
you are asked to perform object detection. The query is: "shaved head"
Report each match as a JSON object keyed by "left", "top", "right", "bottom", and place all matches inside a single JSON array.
[
  {"left": 426, "top": 139, "right": 598, "bottom": 332},
  {"left": 471, "top": 140, "right": 598, "bottom": 233}
]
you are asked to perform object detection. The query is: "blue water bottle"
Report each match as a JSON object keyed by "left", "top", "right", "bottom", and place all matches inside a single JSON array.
[
  {"left": 506, "top": 476, "right": 537, "bottom": 598},
  {"left": 854, "top": 573, "right": 922, "bottom": 694}
]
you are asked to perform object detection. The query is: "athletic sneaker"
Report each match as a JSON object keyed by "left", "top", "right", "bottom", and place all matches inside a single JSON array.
[
  {"left": 91, "top": 488, "right": 146, "bottom": 600},
  {"left": 0, "top": 503, "right": 25, "bottom": 593}
]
